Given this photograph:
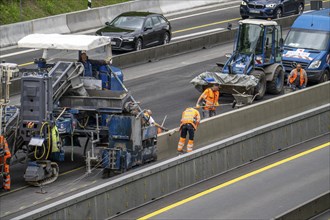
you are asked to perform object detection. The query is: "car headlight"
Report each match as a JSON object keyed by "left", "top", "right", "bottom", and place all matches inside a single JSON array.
[
  {"left": 308, "top": 60, "right": 322, "bottom": 69},
  {"left": 122, "top": 37, "right": 135, "bottom": 42},
  {"left": 241, "top": 1, "right": 247, "bottom": 5},
  {"left": 266, "top": 3, "right": 277, "bottom": 8}
]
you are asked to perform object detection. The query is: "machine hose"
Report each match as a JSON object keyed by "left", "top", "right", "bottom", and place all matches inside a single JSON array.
[{"left": 34, "top": 122, "right": 51, "bottom": 160}]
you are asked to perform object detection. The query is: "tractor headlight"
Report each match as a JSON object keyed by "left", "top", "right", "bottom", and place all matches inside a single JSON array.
[
  {"left": 266, "top": 3, "right": 277, "bottom": 8},
  {"left": 241, "top": 1, "right": 247, "bottom": 5},
  {"left": 308, "top": 60, "right": 321, "bottom": 69},
  {"left": 122, "top": 37, "right": 135, "bottom": 42}
]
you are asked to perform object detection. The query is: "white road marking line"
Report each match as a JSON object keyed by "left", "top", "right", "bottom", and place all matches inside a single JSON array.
[
  {"left": 169, "top": 5, "right": 239, "bottom": 21},
  {"left": 0, "top": 48, "right": 39, "bottom": 59},
  {"left": 172, "top": 28, "right": 224, "bottom": 41}
]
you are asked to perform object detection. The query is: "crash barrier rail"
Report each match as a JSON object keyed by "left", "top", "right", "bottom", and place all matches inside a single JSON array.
[
  {"left": 274, "top": 191, "right": 330, "bottom": 220},
  {"left": 0, "top": 0, "right": 231, "bottom": 48},
  {"left": 7, "top": 83, "right": 330, "bottom": 219},
  {"left": 8, "top": 15, "right": 299, "bottom": 97}
]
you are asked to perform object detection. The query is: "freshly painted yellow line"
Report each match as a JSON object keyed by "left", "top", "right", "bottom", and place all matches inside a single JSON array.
[
  {"left": 59, "top": 166, "right": 85, "bottom": 176},
  {"left": 18, "top": 62, "right": 34, "bottom": 67},
  {"left": 172, "top": 17, "right": 241, "bottom": 34},
  {"left": 138, "top": 142, "right": 330, "bottom": 220}
]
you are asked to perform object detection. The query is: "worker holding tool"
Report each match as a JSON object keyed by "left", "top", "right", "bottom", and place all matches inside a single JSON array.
[
  {"left": 0, "top": 135, "right": 11, "bottom": 191},
  {"left": 177, "top": 107, "right": 200, "bottom": 153},
  {"left": 143, "top": 109, "right": 168, "bottom": 133},
  {"left": 196, "top": 79, "right": 220, "bottom": 118}
]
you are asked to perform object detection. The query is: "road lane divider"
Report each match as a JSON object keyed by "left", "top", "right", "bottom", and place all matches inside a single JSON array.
[{"left": 139, "top": 142, "right": 330, "bottom": 219}]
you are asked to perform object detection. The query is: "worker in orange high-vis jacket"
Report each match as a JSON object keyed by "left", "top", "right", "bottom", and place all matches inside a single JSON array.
[
  {"left": 0, "top": 135, "right": 11, "bottom": 191},
  {"left": 288, "top": 64, "right": 308, "bottom": 90},
  {"left": 196, "top": 80, "right": 220, "bottom": 118},
  {"left": 177, "top": 107, "right": 201, "bottom": 153}
]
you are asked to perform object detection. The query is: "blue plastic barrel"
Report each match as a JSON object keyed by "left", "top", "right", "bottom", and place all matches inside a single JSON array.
[{"left": 109, "top": 66, "right": 124, "bottom": 91}]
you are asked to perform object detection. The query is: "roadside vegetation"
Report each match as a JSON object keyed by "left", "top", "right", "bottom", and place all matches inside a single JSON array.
[{"left": 0, "top": 0, "right": 130, "bottom": 25}]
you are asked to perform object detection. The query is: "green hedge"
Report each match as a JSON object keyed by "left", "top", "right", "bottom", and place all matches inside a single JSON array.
[{"left": 0, "top": 0, "right": 130, "bottom": 25}]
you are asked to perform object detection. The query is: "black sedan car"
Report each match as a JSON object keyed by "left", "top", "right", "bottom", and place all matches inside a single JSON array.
[
  {"left": 240, "top": 0, "right": 304, "bottom": 19},
  {"left": 96, "top": 12, "right": 172, "bottom": 51}
]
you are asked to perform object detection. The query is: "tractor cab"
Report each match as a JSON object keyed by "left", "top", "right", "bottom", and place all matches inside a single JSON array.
[{"left": 223, "top": 19, "right": 282, "bottom": 75}]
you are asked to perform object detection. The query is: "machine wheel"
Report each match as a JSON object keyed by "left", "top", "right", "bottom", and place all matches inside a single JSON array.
[
  {"left": 318, "top": 69, "right": 329, "bottom": 83},
  {"left": 135, "top": 38, "right": 143, "bottom": 51},
  {"left": 251, "top": 71, "right": 266, "bottom": 100},
  {"left": 296, "top": 3, "right": 304, "bottom": 14},
  {"left": 163, "top": 32, "right": 170, "bottom": 45},
  {"left": 274, "top": 8, "right": 282, "bottom": 19},
  {"left": 266, "top": 66, "right": 284, "bottom": 94}
]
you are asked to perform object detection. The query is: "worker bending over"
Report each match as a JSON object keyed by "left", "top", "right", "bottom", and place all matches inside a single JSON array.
[
  {"left": 143, "top": 109, "right": 168, "bottom": 133},
  {"left": 196, "top": 80, "right": 220, "bottom": 118},
  {"left": 287, "top": 64, "right": 308, "bottom": 90},
  {"left": 0, "top": 135, "right": 11, "bottom": 191},
  {"left": 177, "top": 107, "right": 200, "bottom": 153}
]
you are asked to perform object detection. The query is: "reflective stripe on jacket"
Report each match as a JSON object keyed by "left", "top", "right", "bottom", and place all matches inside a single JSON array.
[
  {"left": 180, "top": 108, "right": 200, "bottom": 130},
  {"left": 201, "top": 88, "right": 219, "bottom": 110},
  {"left": 289, "top": 69, "right": 305, "bottom": 86}
]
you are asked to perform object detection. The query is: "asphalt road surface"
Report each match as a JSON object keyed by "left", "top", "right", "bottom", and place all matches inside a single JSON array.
[{"left": 114, "top": 135, "right": 330, "bottom": 220}]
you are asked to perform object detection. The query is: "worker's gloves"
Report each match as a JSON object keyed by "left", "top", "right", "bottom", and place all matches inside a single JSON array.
[
  {"left": 195, "top": 104, "right": 200, "bottom": 109},
  {"left": 215, "top": 102, "right": 219, "bottom": 107},
  {"left": 105, "top": 56, "right": 113, "bottom": 65}
]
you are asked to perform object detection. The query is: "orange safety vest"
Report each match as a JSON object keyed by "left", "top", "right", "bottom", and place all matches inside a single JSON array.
[
  {"left": 289, "top": 69, "right": 305, "bottom": 86},
  {"left": 200, "top": 88, "right": 220, "bottom": 110},
  {"left": 180, "top": 108, "right": 201, "bottom": 130},
  {"left": 0, "top": 135, "right": 11, "bottom": 190}
]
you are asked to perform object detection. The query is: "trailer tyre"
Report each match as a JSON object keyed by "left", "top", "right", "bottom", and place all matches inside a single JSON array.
[
  {"left": 251, "top": 71, "right": 266, "bottom": 100},
  {"left": 267, "top": 66, "right": 284, "bottom": 94}
]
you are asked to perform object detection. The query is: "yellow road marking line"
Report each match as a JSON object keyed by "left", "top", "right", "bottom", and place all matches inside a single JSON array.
[
  {"left": 59, "top": 166, "right": 85, "bottom": 176},
  {"left": 18, "top": 62, "right": 34, "bottom": 67},
  {"left": 138, "top": 142, "right": 330, "bottom": 220},
  {"left": 172, "top": 18, "right": 241, "bottom": 34}
]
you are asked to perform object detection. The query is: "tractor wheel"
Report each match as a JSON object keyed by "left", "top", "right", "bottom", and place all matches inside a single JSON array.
[
  {"left": 267, "top": 66, "right": 284, "bottom": 94},
  {"left": 251, "top": 71, "right": 266, "bottom": 100}
]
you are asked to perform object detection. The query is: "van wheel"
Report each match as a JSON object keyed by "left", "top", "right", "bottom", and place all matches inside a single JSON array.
[
  {"left": 318, "top": 69, "right": 329, "bottom": 83},
  {"left": 267, "top": 66, "right": 284, "bottom": 94}
]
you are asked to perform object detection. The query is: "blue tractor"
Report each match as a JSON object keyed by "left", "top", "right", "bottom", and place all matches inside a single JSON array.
[{"left": 192, "top": 19, "right": 285, "bottom": 100}]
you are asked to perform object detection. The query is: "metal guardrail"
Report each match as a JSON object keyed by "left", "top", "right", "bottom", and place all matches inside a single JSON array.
[{"left": 6, "top": 83, "right": 330, "bottom": 220}]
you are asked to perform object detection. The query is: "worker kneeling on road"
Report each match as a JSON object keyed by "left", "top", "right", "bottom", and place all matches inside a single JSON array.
[
  {"left": 0, "top": 136, "right": 11, "bottom": 191},
  {"left": 287, "top": 64, "right": 308, "bottom": 90},
  {"left": 196, "top": 80, "right": 220, "bottom": 118},
  {"left": 177, "top": 107, "right": 200, "bottom": 153}
]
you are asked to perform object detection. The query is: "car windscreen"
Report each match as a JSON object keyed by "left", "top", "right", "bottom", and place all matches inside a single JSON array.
[
  {"left": 285, "top": 29, "right": 329, "bottom": 51},
  {"left": 236, "top": 24, "right": 263, "bottom": 54},
  {"left": 111, "top": 16, "right": 144, "bottom": 30}
]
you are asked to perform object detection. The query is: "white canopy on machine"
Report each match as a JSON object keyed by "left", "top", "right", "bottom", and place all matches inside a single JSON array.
[{"left": 18, "top": 34, "right": 111, "bottom": 51}]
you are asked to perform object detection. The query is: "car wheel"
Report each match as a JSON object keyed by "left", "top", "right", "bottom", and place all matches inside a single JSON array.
[
  {"left": 274, "top": 8, "right": 282, "bottom": 19},
  {"left": 241, "top": 15, "right": 249, "bottom": 19},
  {"left": 296, "top": 3, "right": 304, "bottom": 14},
  {"left": 135, "top": 38, "right": 143, "bottom": 51},
  {"left": 163, "top": 32, "right": 170, "bottom": 45}
]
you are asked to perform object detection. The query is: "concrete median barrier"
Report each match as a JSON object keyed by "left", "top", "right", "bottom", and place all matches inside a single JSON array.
[
  {"left": 0, "top": 22, "right": 33, "bottom": 48},
  {"left": 6, "top": 82, "right": 330, "bottom": 220},
  {"left": 66, "top": 9, "right": 103, "bottom": 33},
  {"left": 157, "top": 82, "right": 330, "bottom": 160},
  {"left": 32, "top": 15, "right": 70, "bottom": 34}
]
